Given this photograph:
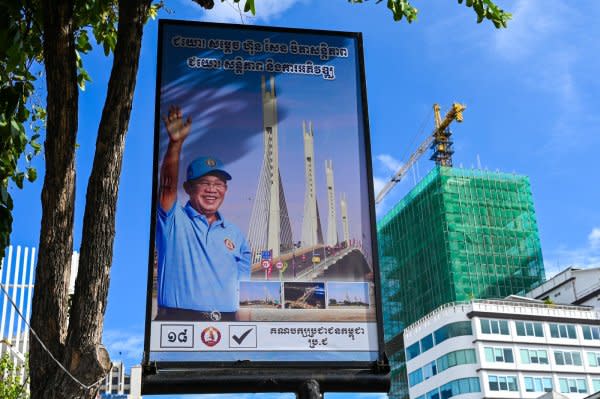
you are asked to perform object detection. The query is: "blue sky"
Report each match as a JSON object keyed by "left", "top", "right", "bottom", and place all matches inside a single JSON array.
[{"left": 5, "top": 0, "right": 600, "bottom": 398}]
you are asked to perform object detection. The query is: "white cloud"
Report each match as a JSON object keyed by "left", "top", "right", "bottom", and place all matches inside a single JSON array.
[
  {"left": 103, "top": 329, "right": 144, "bottom": 366},
  {"left": 589, "top": 228, "right": 600, "bottom": 249},
  {"left": 373, "top": 176, "right": 389, "bottom": 218},
  {"left": 544, "top": 227, "right": 600, "bottom": 277},
  {"left": 372, "top": 176, "right": 386, "bottom": 195},
  {"left": 376, "top": 154, "right": 402, "bottom": 173},
  {"left": 178, "top": 0, "right": 305, "bottom": 24},
  {"left": 493, "top": 0, "right": 568, "bottom": 61},
  {"left": 491, "top": 0, "right": 580, "bottom": 105},
  {"left": 372, "top": 154, "right": 419, "bottom": 219}
]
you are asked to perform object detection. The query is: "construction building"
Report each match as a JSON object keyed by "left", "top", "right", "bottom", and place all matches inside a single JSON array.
[{"left": 377, "top": 166, "right": 546, "bottom": 398}]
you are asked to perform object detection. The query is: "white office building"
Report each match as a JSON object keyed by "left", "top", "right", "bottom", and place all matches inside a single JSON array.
[
  {"left": 404, "top": 297, "right": 600, "bottom": 399},
  {"left": 527, "top": 267, "right": 600, "bottom": 308},
  {"left": 2, "top": 246, "right": 141, "bottom": 398},
  {"left": 98, "top": 361, "right": 142, "bottom": 399}
]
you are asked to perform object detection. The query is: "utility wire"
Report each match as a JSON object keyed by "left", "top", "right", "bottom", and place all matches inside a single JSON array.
[
  {"left": 0, "top": 282, "right": 109, "bottom": 392},
  {"left": 224, "top": 0, "right": 247, "bottom": 24}
]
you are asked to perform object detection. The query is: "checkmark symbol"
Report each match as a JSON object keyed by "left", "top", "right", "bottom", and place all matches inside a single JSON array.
[{"left": 232, "top": 328, "right": 253, "bottom": 345}]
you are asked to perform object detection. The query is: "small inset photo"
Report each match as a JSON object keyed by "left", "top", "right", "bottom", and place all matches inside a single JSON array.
[
  {"left": 239, "top": 281, "right": 282, "bottom": 309},
  {"left": 327, "top": 282, "right": 370, "bottom": 308},
  {"left": 283, "top": 282, "right": 326, "bottom": 309}
]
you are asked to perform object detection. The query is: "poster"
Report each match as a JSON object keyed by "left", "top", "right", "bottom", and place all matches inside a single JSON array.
[{"left": 144, "top": 20, "right": 385, "bottom": 370}]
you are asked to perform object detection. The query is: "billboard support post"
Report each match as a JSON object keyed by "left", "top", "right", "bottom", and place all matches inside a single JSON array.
[{"left": 297, "top": 380, "right": 320, "bottom": 399}]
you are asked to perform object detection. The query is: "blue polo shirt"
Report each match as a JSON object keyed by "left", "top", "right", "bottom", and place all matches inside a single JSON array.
[{"left": 156, "top": 201, "right": 251, "bottom": 312}]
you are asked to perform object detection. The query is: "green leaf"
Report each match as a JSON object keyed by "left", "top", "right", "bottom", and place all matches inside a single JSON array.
[
  {"left": 31, "top": 141, "right": 42, "bottom": 155},
  {"left": 10, "top": 119, "right": 24, "bottom": 136},
  {"left": 13, "top": 172, "right": 24, "bottom": 189},
  {"left": 0, "top": 187, "right": 8, "bottom": 205},
  {"left": 26, "top": 167, "right": 37, "bottom": 182},
  {"left": 76, "top": 29, "right": 93, "bottom": 53},
  {"left": 244, "top": 0, "right": 255, "bottom": 15}
]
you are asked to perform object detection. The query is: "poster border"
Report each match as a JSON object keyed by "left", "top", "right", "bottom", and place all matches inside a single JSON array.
[{"left": 142, "top": 18, "right": 389, "bottom": 394}]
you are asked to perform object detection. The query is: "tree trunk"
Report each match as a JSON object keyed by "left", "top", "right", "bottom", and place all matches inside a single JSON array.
[
  {"left": 29, "top": 0, "right": 77, "bottom": 397},
  {"left": 29, "top": 1, "right": 150, "bottom": 398},
  {"left": 58, "top": 1, "right": 151, "bottom": 398}
]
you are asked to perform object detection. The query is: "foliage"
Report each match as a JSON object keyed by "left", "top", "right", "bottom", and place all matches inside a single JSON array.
[
  {"left": 73, "top": 1, "right": 163, "bottom": 90},
  {"left": 349, "top": 0, "right": 511, "bottom": 27},
  {"left": 0, "top": 354, "right": 29, "bottom": 399},
  {"left": 0, "top": 3, "right": 44, "bottom": 261},
  {"left": 0, "top": 1, "right": 164, "bottom": 265}
]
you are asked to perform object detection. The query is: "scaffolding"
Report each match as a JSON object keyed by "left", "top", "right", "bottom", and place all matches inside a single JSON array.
[{"left": 378, "top": 166, "right": 546, "bottom": 342}]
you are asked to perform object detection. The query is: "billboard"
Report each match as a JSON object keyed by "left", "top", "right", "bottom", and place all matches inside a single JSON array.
[{"left": 143, "top": 20, "right": 388, "bottom": 393}]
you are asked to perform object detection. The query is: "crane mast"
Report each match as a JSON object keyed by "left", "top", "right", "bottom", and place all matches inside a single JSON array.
[{"left": 375, "top": 103, "right": 465, "bottom": 204}]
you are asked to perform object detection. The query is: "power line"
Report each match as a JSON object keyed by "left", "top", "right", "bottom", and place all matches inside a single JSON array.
[{"left": 0, "top": 282, "right": 109, "bottom": 392}]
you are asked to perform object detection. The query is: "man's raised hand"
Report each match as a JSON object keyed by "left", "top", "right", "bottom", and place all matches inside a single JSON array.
[{"left": 163, "top": 105, "right": 192, "bottom": 143}]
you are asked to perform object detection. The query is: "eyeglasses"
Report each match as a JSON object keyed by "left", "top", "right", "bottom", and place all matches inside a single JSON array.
[{"left": 192, "top": 180, "right": 227, "bottom": 190}]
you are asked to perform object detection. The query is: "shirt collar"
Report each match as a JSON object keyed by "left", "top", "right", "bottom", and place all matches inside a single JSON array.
[{"left": 184, "top": 202, "right": 225, "bottom": 227}]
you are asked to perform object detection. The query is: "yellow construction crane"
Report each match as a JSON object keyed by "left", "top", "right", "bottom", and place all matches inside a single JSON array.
[{"left": 375, "top": 103, "right": 466, "bottom": 204}]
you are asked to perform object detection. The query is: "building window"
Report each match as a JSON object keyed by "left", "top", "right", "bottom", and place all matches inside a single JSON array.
[
  {"left": 421, "top": 334, "right": 434, "bottom": 353},
  {"left": 559, "top": 378, "right": 587, "bottom": 394},
  {"left": 582, "top": 325, "right": 600, "bottom": 340},
  {"left": 515, "top": 321, "right": 544, "bottom": 337},
  {"left": 437, "top": 349, "right": 477, "bottom": 373},
  {"left": 406, "top": 342, "right": 420, "bottom": 361},
  {"left": 520, "top": 349, "right": 548, "bottom": 364},
  {"left": 480, "top": 319, "right": 509, "bottom": 335},
  {"left": 409, "top": 369, "right": 423, "bottom": 387},
  {"left": 524, "top": 377, "right": 553, "bottom": 393},
  {"left": 554, "top": 350, "right": 583, "bottom": 366},
  {"left": 484, "top": 347, "right": 514, "bottom": 363},
  {"left": 592, "top": 379, "right": 600, "bottom": 393},
  {"left": 434, "top": 321, "right": 473, "bottom": 344},
  {"left": 588, "top": 351, "right": 600, "bottom": 367},
  {"left": 426, "top": 389, "right": 440, "bottom": 399},
  {"left": 423, "top": 361, "right": 437, "bottom": 380},
  {"left": 439, "top": 377, "right": 481, "bottom": 399},
  {"left": 488, "top": 375, "right": 518, "bottom": 392},
  {"left": 411, "top": 350, "right": 476, "bottom": 387},
  {"left": 408, "top": 322, "right": 473, "bottom": 361},
  {"left": 549, "top": 323, "right": 577, "bottom": 339}
]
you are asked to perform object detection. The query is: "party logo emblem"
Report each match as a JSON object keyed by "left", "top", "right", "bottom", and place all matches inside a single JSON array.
[{"left": 201, "top": 326, "right": 221, "bottom": 347}]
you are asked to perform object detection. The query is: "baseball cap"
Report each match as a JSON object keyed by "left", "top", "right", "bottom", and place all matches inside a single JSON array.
[{"left": 186, "top": 156, "right": 232, "bottom": 182}]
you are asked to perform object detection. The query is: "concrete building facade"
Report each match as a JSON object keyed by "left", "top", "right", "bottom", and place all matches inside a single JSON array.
[
  {"left": 404, "top": 298, "right": 600, "bottom": 399},
  {"left": 98, "top": 362, "right": 141, "bottom": 399},
  {"left": 527, "top": 267, "right": 600, "bottom": 308}
]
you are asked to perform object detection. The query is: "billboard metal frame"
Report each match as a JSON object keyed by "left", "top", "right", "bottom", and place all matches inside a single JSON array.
[{"left": 142, "top": 19, "right": 389, "bottom": 395}]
